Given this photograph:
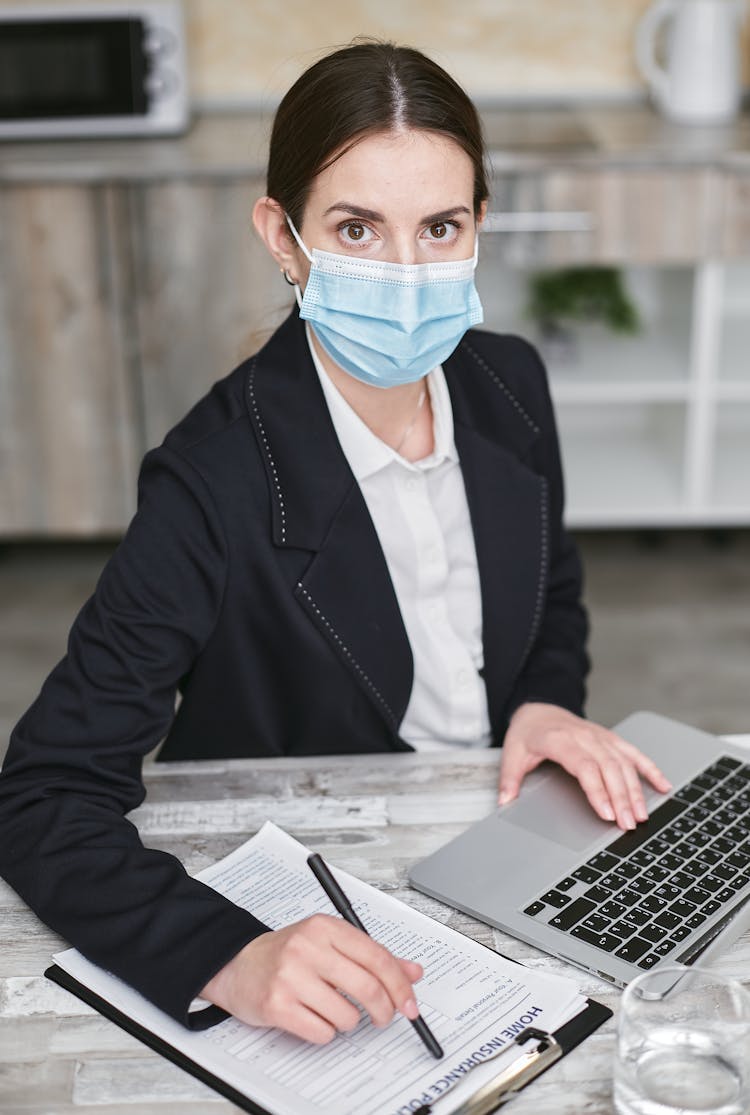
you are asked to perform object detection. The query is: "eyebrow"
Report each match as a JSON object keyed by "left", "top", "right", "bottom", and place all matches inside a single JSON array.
[{"left": 322, "top": 202, "right": 472, "bottom": 224}]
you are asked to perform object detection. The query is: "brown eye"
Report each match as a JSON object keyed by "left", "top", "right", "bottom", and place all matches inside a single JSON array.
[
  {"left": 430, "top": 222, "right": 447, "bottom": 239},
  {"left": 346, "top": 223, "right": 365, "bottom": 241}
]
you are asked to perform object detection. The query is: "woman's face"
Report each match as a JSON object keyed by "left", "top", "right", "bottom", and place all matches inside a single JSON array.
[{"left": 291, "top": 128, "right": 484, "bottom": 287}]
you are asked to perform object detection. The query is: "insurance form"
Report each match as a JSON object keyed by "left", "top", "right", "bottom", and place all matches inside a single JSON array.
[{"left": 52, "top": 823, "right": 586, "bottom": 1115}]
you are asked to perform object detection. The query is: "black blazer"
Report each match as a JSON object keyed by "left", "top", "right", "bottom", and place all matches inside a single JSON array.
[{"left": 0, "top": 310, "right": 588, "bottom": 1027}]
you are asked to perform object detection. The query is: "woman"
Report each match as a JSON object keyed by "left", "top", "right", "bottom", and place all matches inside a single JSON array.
[{"left": 0, "top": 41, "right": 669, "bottom": 1045}]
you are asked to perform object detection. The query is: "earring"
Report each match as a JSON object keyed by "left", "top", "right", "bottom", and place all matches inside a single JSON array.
[{"left": 281, "top": 269, "right": 296, "bottom": 286}]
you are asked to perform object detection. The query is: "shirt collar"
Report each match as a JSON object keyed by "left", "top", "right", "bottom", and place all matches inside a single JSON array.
[{"left": 307, "top": 324, "right": 458, "bottom": 482}]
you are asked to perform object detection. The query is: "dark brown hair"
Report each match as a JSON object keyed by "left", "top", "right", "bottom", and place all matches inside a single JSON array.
[{"left": 266, "top": 40, "right": 490, "bottom": 227}]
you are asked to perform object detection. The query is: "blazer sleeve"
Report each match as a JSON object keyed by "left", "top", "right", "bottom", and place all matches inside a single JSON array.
[
  {"left": 0, "top": 446, "right": 270, "bottom": 1027},
  {"left": 503, "top": 340, "right": 590, "bottom": 722}
]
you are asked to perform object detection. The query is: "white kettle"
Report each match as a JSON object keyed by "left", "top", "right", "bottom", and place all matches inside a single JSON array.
[{"left": 636, "top": 0, "right": 745, "bottom": 123}]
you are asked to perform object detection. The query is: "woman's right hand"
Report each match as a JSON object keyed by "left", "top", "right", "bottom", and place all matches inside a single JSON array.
[{"left": 200, "top": 914, "right": 423, "bottom": 1043}]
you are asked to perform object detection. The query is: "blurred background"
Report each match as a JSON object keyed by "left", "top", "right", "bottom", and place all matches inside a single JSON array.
[{"left": 1, "top": 0, "right": 750, "bottom": 759}]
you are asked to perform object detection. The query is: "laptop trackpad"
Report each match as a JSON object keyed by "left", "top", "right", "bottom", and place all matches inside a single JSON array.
[{"left": 503, "top": 763, "right": 614, "bottom": 852}]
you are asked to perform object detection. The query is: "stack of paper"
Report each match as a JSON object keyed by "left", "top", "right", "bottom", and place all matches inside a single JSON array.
[{"left": 52, "top": 822, "right": 589, "bottom": 1115}]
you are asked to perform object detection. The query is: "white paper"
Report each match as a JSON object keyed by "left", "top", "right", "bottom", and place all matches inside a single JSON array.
[{"left": 53, "top": 822, "right": 586, "bottom": 1115}]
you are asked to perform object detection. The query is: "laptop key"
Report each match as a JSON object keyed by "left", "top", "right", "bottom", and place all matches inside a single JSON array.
[
  {"left": 571, "top": 926, "right": 619, "bottom": 952},
  {"left": 608, "top": 798, "right": 688, "bottom": 858},
  {"left": 712, "top": 836, "right": 735, "bottom": 855},
  {"left": 694, "top": 847, "right": 721, "bottom": 866},
  {"left": 658, "top": 853, "right": 683, "bottom": 872},
  {"left": 717, "top": 888, "right": 736, "bottom": 904},
  {"left": 640, "top": 895, "right": 668, "bottom": 913},
  {"left": 600, "top": 900, "right": 626, "bottom": 920},
  {"left": 669, "top": 898, "right": 697, "bottom": 919},
  {"left": 625, "top": 908, "right": 650, "bottom": 927},
  {"left": 726, "top": 852, "right": 750, "bottom": 870},
  {"left": 671, "top": 926, "right": 691, "bottom": 942},
  {"left": 684, "top": 885, "right": 711, "bottom": 905},
  {"left": 640, "top": 924, "right": 667, "bottom": 943},
  {"left": 572, "top": 865, "right": 600, "bottom": 885},
  {"left": 600, "top": 872, "right": 628, "bottom": 891},
  {"left": 699, "top": 874, "right": 723, "bottom": 894},
  {"left": 615, "top": 936, "right": 651, "bottom": 962},
  {"left": 642, "top": 865, "right": 670, "bottom": 883},
  {"left": 692, "top": 773, "right": 720, "bottom": 791},
  {"left": 638, "top": 953, "right": 660, "bottom": 969},
  {"left": 709, "top": 756, "right": 742, "bottom": 775},
  {"left": 685, "top": 912, "right": 707, "bottom": 929},
  {"left": 675, "top": 785, "right": 703, "bottom": 803},
  {"left": 629, "top": 877, "right": 656, "bottom": 895},
  {"left": 555, "top": 876, "right": 577, "bottom": 891},
  {"left": 582, "top": 914, "right": 610, "bottom": 934},
  {"left": 653, "top": 940, "right": 677, "bottom": 956},
  {"left": 523, "top": 901, "right": 545, "bottom": 917},
  {"left": 586, "top": 852, "right": 620, "bottom": 873},
  {"left": 584, "top": 885, "right": 613, "bottom": 904},
  {"left": 540, "top": 890, "right": 571, "bottom": 908},
  {"left": 653, "top": 911, "right": 681, "bottom": 931},
  {"left": 549, "top": 897, "right": 596, "bottom": 931},
  {"left": 668, "top": 871, "right": 696, "bottom": 891},
  {"left": 702, "top": 900, "right": 721, "bottom": 916},
  {"left": 610, "top": 920, "right": 637, "bottom": 939},
  {"left": 618, "top": 889, "right": 643, "bottom": 907},
  {"left": 653, "top": 883, "right": 681, "bottom": 901}
]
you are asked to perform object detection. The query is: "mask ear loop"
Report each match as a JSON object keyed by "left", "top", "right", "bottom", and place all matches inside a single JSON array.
[{"left": 283, "top": 214, "right": 313, "bottom": 309}]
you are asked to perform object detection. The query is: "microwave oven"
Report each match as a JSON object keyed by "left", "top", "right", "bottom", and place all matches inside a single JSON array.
[{"left": 0, "top": 2, "right": 190, "bottom": 139}]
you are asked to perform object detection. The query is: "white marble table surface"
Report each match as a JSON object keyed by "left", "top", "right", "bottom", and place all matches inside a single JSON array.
[{"left": 2, "top": 740, "right": 750, "bottom": 1114}]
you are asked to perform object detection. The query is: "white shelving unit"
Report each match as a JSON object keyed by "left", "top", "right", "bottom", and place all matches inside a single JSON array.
[{"left": 476, "top": 258, "right": 750, "bottom": 529}]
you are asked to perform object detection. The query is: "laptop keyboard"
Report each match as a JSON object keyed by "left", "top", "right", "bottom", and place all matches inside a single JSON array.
[{"left": 522, "top": 754, "right": 750, "bottom": 971}]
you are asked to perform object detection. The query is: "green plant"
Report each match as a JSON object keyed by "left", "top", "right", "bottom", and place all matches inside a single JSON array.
[{"left": 526, "top": 267, "right": 640, "bottom": 334}]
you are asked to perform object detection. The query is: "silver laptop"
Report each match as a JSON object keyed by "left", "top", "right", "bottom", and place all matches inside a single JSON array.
[{"left": 409, "top": 711, "right": 750, "bottom": 986}]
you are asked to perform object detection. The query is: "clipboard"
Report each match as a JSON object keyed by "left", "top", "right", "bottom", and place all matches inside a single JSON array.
[{"left": 45, "top": 963, "right": 611, "bottom": 1115}]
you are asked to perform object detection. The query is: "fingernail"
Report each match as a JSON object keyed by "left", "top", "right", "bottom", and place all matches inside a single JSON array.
[
  {"left": 402, "top": 998, "right": 419, "bottom": 1020},
  {"left": 498, "top": 791, "right": 511, "bottom": 806},
  {"left": 601, "top": 803, "right": 615, "bottom": 821},
  {"left": 622, "top": 811, "right": 636, "bottom": 831}
]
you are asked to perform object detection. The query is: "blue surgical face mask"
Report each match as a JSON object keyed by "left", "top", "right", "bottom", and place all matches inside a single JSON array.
[{"left": 286, "top": 215, "right": 483, "bottom": 388}]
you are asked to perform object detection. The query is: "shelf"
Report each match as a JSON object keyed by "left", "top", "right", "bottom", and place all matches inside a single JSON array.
[
  {"left": 711, "top": 403, "right": 750, "bottom": 515},
  {"left": 556, "top": 403, "right": 687, "bottom": 528},
  {"left": 477, "top": 264, "right": 694, "bottom": 403},
  {"left": 718, "top": 262, "right": 750, "bottom": 387}
]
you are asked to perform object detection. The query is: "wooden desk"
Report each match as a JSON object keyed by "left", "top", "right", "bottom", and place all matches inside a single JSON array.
[{"left": 2, "top": 746, "right": 749, "bottom": 1114}]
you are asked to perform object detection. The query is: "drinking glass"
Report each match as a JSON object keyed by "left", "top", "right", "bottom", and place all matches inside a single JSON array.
[{"left": 614, "top": 964, "right": 750, "bottom": 1115}]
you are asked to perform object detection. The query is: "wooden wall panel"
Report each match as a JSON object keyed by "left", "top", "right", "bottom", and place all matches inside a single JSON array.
[{"left": 0, "top": 186, "right": 139, "bottom": 535}]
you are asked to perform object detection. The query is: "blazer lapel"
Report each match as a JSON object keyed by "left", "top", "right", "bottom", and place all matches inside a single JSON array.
[
  {"left": 244, "top": 312, "right": 413, "bottom": 737},
  {"left": 446, "top": 340, "right": 548, "bottom": 738}
]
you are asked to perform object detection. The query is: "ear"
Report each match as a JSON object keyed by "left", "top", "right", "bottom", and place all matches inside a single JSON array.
[
  {"left": 252, "top": 197, "right": 304, "bottom": 283},
  {"left": 476, "top": 199, "right": 488, "bottom": 230}
]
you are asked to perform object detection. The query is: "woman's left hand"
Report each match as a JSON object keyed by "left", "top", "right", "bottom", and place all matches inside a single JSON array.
[{"left": 498, "top": 702, "right": 672, "bottom": 831}]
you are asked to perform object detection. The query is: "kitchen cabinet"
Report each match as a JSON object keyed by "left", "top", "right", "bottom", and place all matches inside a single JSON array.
[
  {"left": 0, "top": 184, "right": 139, "bottom": 534},
  {"left": 126, "top": 179, "right": 285, "bottom": 448}
]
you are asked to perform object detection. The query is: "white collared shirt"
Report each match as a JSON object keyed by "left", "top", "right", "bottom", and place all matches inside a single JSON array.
[{"left": 307, "top": 326, "right": 492, "bottom": 751}]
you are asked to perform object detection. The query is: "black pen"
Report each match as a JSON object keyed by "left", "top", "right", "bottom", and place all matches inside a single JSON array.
[{"left": 307, "top": 852, "right": 443, "bottom": 1059}]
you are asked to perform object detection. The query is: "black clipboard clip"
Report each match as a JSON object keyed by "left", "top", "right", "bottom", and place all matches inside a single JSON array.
[{"left": 412, "top": 1026, "right": 563, "bottom": 1115}]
